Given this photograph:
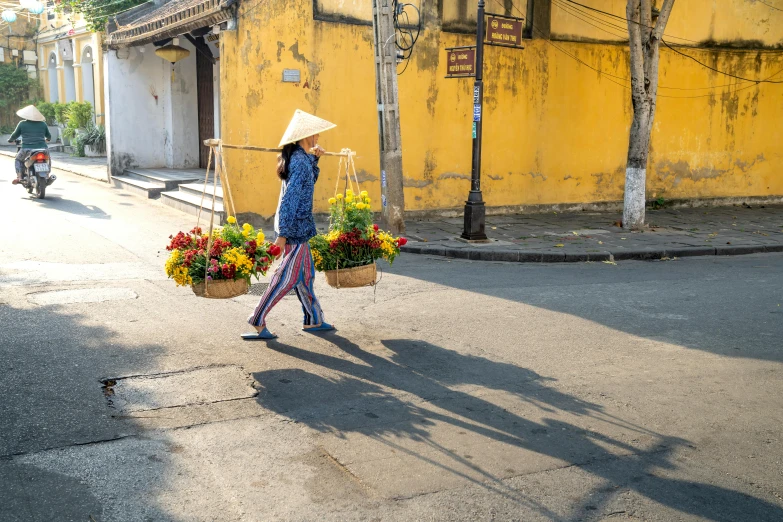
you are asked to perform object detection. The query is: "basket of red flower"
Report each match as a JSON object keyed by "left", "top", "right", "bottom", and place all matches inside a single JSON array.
[
  {"left": 309, "top": 192, "right": 407, "bottom": 289},
  {"left": 165, "top": 217, "right": 282, "bottom": 298}
]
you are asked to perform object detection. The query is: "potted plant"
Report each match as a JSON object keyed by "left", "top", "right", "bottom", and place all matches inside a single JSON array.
[
  {"left": 164, "top": 218, "right": 281, "bottom": 298},
  {"left": 53, "top": 102, "right": 69, "bottom": 144},
  {"left": 82, "top": 124, "right": 106, "bottom": 157},
  {"left": 309, "top": 189, "right": 406, "bottom": 288},
  {"left": 62, "top": 102, "right": 93, "bottom": 148},
  {"left": 35, "top": 102, "right": 60, "bottom": 143}
]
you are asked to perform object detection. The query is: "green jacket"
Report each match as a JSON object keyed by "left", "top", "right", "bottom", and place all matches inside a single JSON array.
[{"left": 9, "top": 120, "right": 51, "bottom": 150}]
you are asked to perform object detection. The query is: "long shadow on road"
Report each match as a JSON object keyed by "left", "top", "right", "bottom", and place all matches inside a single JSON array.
[
  {"left": 384, "top": 255, "right": 783, "bottom": 362},
  {"left": 0, "top": 302, "right": 169, "bottom": 521},
  {"left": 257, "top": 334, "right": 783, "bottom": 521}
]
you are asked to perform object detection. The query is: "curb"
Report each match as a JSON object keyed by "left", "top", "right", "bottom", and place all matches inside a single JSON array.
[
  {"left": 401, "top": 243, "right": 783, "bottom": 263},
  {"left": 0, "top": 149, "right": 108, "bottom": 183}
]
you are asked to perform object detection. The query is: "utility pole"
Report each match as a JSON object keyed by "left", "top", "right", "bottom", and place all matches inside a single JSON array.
[
  {"left": 461, "top": 0, "right": 488, "bottom": 241},
  {"left": 371, "top": 0, "right": 406, "bottom": 234}
]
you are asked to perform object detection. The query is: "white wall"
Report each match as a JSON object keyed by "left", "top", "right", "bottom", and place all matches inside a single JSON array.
[
  {"left": 105, "top": 41, "right": 199, "bottom": 177},
  {"left": 63, "top": 61, "right": 76, "bottom": 102},
  {"left": 165, "top": 39, "right": 199, "bottom": 169},
  {"left": 48, "top": 61, "right": 59, "bottom": 103}
]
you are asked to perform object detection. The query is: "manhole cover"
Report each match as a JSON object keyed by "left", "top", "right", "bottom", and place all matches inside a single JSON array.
[
  {"left": 28, "top": 287, "right": 138, "bottom": 305},
  {"left": 103, "top": 365, "right": 257, "bottom": 413}
]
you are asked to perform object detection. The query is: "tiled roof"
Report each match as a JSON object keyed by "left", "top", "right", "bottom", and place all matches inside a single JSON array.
[{"left": 106, "top": 0, "right": 234, "bottom": 48}]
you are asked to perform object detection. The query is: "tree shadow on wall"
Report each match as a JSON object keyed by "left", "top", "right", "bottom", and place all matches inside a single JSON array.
[{"left": 254, "top": 334, "right": 783, "bottom": 522}]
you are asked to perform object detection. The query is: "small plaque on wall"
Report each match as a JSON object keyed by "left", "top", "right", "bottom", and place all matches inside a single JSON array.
[{"left": 283, "top": 69, "right": 301, "bottom": 83}]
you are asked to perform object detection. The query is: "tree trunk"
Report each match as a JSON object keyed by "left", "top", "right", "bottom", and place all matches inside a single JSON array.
[{"left": 623, "top": 0, "right": 675, "bottom": 230}]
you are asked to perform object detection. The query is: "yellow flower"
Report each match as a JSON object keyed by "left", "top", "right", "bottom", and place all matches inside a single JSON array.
[
  {"left": 328, "top": 197, "right": 337, "bottom": 205},
  {"left": 311, "top": 248, "right": 324, "bottom": 270},
  {"left": 336, "top": 193, "right": 344, "bottom": 200},
  {"left": 256, "top": 232, "right": 265, "bottom": 243},
  {"left": 222, "top": 247, "right": 253, "bottom": 276},
  {"left": 345, "top": 195, "right": 354, "bottom": 203},
  {"left": 346, "top": 189, "right": 354, "bottom": 197},
  {"left": 172, "top": 265, "right": 192, "bottom": 286},
  {"left": 165, "top": 250, "right": 182, "bottom": 277},
  {"left": 365, "top": 198, "right": 372, "bottom": 204},
  {"left": 360, "top": 190, "right": 368, "bottom": 197},
  {"left": 242, "top": 230, "right": 250, "bottom": 238},
  {"left": 227, "top": 216, "right": 237, "bottom": 224}
]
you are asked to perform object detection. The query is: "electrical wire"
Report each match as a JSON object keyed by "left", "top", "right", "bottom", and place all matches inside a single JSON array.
[
  {"left": 393, "top": 0, "right": 421, "bottom": 75},
  {"left": 491, "top": 0, "right": 782, "bottom": 98},
  {"left": 550, "top": 0, "right": 775, "bottom": 91},
  {"left": 757, "top": 1, "right": 783, "bottom": 12},
  {"left": 562, "top": 0, "right": 701, "bottom": 44},
  {"left": 550, "top": 0, "right": 629, "bottom": 39},
  {"left": 661, "top": 38, "right": 783, "bottom": 84}
]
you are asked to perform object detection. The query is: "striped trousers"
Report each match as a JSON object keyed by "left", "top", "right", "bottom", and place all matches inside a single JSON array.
[{"left": 248, "top": 242, "right": 325, "bottom": 327}]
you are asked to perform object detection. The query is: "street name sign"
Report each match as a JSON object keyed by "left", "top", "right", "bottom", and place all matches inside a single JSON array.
[
  {"left": 445, "top": 46, "right": 476, "bottom": 78},
  {"left": 485, "top": 14, "right": 524, "bottom": 48}
]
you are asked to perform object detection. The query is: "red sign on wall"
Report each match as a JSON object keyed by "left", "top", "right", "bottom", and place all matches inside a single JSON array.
[
  {"left": 485, "top": 15, "right": 523, "bottom": 47},
  {"left": 445, "top": 47, "right": 476, "bottom": 78}
]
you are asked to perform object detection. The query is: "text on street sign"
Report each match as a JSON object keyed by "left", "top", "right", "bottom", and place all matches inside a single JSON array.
[
  {"left": 485, "top": 15, "right": 523, "bottom": 47},
  {"left": 445, "top": 47, "right": 476, "bottom": 77}
]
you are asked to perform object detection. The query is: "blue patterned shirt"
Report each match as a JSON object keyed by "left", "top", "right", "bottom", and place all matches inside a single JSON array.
[{"left": 274, "top": 147, "right": 320, "bottom": 244}]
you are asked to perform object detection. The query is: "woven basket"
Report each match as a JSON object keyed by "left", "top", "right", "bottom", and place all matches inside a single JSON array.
[
  {"left": 325, "top": 262, "right": 377, "bottom": 289},
  {"left": 191, "top": 278, "right": 249, "bottom": 299}
]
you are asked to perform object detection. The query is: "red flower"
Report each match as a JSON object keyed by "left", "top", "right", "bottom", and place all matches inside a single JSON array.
[
  {"left": 268, "top": 244, "right": 282, "bottom": 257},
  {"left": 373, "top": 224, "right": 379, "bottom": 231},
  {"left": 221, "top": 263, "right": 236, "bottom": 279},
  {"left": 397, "top": 237, "right": 408, "bottom": 246},
  {"left": 166, "top": 231, "right": 193, "bottom": 251},
  {"left": 245, "top": 239, "right": 257, "bottom": 256}
]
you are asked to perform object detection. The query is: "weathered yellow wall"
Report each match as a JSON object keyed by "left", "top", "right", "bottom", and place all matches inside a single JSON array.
[
  {"left": 552, "top": 0, "right": 783, "bottom": 46},
  {"left": 220, "top": 0, "right": 783, "bottom": 219}
]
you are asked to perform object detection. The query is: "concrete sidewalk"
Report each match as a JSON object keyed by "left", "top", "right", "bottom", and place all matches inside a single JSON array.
[
  {"left": 402, "top": 204, "right": 783, "bottom": 262},
  {"left": 0, "top": 146, "right": 108, "bottom": 183}
]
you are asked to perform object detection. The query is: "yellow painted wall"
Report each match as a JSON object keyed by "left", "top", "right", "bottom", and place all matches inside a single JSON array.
[
  {"left": 552, "top": 0, "right": 783, "bottom": 46},
  {"left": 220, "top": 0, "right": 783, "bottom": 219}
]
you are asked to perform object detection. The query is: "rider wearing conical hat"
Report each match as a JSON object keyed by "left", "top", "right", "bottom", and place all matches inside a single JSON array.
[
  {"left": 8, "top": 105, "right": 51, "bottom": 185},
  {"left": 244, "top": 110, "right": 337, "bottom": 341}
]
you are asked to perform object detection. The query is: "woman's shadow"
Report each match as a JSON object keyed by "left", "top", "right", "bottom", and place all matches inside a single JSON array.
[{"left": 253, "top": 333, "right": 783, "bottom": 521}]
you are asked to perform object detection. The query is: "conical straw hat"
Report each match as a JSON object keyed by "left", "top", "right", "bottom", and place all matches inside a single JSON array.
[
  {"left": 16, "top": 105, "right": 45, "bottom": 122},
  {"left": 278, "top": 109, "right": 336, "bottom": 147}
]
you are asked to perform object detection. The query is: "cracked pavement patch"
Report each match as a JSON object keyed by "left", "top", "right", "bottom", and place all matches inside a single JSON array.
[{"left": 104, "top": 365, "right": 258, "bottom": 413}]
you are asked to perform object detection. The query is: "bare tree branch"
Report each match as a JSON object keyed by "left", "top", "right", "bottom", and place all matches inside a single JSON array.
[
  {"left": 626, "top": 0, "right": 645, "bottom": 102},
  {"left": 652, "top": 0, "right": 676, "bottom": 40},
  {"left": 640, "top": 0, "right": 653, "bottom": 43}
]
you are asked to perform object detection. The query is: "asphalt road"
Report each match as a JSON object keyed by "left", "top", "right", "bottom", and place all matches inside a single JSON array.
[{"left": 1, "top": 156, "right": 782, "bottom": 522}]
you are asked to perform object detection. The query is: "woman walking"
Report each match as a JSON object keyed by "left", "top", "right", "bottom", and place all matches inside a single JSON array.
[{"left": 243, "top": 110, "right": 337, "bottom": 340}]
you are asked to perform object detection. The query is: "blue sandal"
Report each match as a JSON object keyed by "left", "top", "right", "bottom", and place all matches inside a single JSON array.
[
  {"left": 241, "top": 327, "right": 278, "bottom": 340},
  {"left": 303, "top": 322, "right": 335, "bottom": 333}
]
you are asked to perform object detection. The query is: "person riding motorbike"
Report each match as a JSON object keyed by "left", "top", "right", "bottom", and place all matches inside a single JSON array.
[{"left": 8, "top": 105, "right": 50, "bottom": 185}]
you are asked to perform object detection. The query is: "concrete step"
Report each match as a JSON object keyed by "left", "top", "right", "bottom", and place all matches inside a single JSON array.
[
  {"left": 124, "top": 168, "right": 205, "bottom": 191},
  {"left": 112, "top": 175, "right": 165, "bottom": 199},
  {"left": 161, "top": 189, "right": 225, "bottom": 225},
  {"left": 178, "top": 182, "right": 224, "bottom": 201}
]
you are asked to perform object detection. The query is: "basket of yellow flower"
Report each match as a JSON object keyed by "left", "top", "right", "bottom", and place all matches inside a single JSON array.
[
  {"left": 164, "top": 141, "right": 282, "bottom": 298},
  {"left": 309, "top": 152, "right": 406, "bottom": 289},
  {"left": 164, "top": 217, "right": 281, "bottom": 298}
]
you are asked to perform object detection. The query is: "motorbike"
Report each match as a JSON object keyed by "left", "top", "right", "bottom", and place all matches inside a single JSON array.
[{"left": 14, "top": 140, "right": 56, "bottom": 199}]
